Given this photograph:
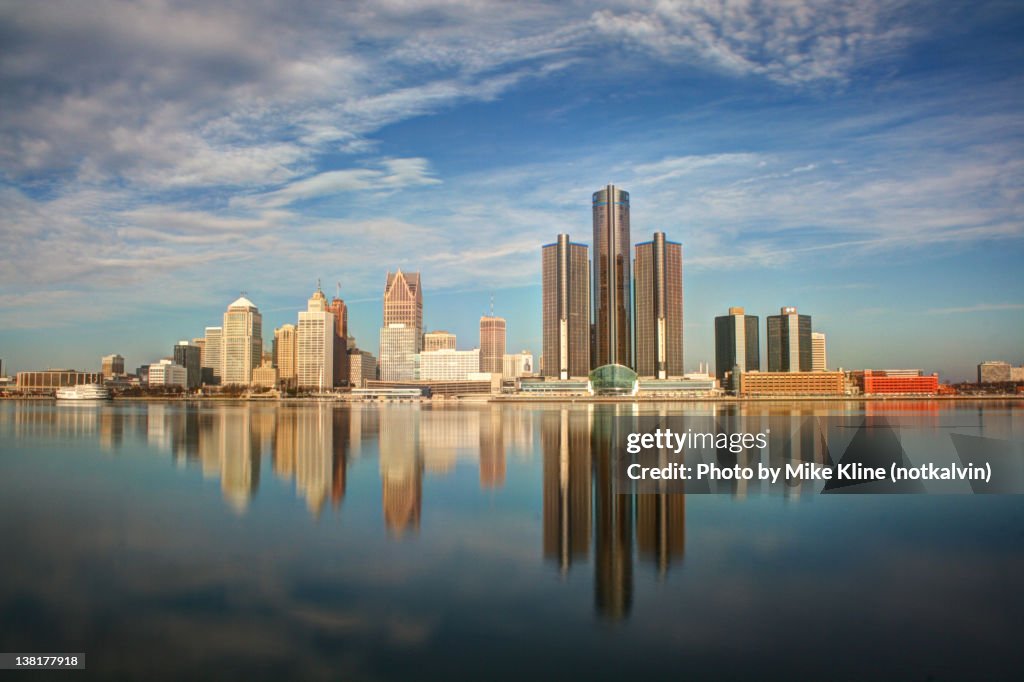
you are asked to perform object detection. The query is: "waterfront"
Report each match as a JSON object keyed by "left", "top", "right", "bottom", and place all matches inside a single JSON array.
[{"left": 1, "top": 400, "right": 1022, "bottom": 680}]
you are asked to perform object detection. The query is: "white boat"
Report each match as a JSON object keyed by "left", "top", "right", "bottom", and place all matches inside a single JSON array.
[{"left": 55, "top": 384, "right": 111, "bottom": 400}]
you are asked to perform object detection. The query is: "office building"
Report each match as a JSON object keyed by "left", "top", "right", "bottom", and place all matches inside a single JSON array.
[
  {"left": 203, "top": 326, "right": 223, "bottom": 384},
  {"left": 811, "top": 332, "right": 827, "bottom": 371},
  {"left": 739, "top": 371, "right": 845, "bottom": 397},
  {"left": 592, "top": 184, "right": 632, "bottom": 368},
  {"left": 418, "top": 349, "right": 481, "bottom": 381},
  {"left": 222, "top": 297, "right": 262, "bottom": 386},
  {"left": 424, "top": 330, "right": 456, "bottom": 351},
  {"left": 273, "top": 324, "right": 297, "bottom": 387},
  {"left": 173, "top": 341, "right": 201, "bottom": 390},
  {"left": 714, "top": 307, "right": 760, "bottom": 382},
  {"left": 542, "top": 234, "right": 590, "bottom": 379},
  {"left": 252, "top": 361, "right": 278, "bottom": 389},
  {"left": 379, "top": 323, "right": 418, "bottom": 381},
  {"left": 148, "top": 360, "right": 187, "bottom": 388},
  {"left": 384, "top": 270, "right": 423, "bottom": 351},
  {"left": 503, "top": 351, "right": 535, "bottom": 379},
  {"left": 349, "top": 349, "right": 377, "bottom": 387},
  {"left": 479, "top": 315, "right": 506, "bottom": 374},
  {"left": 853, "top": 369, "right": 939, "bottom": 395},
  {"left": 296, "top": 286, "right": 335, "bottom": 391},
  {"left": 978, "top": 361, "right": 1012, "bottom": 383},
  {"left": 101, "top": 354, "right": 125, "bottom": 379},
  {"left": 766, "top": 306, "right": 812, "bottom": 372},
  {"left": 328, "top": 294, "right": 349, "bottom": 387},
  {"left": 634, "top": 232, "right": 683, "bottom": 378}
]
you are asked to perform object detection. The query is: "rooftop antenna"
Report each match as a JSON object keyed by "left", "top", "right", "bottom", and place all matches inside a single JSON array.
[
  {"left": 240, "top": 290, "right": 248, "bottom": 298},
  {"left": 316, "top": 277, "right": 321, "bottom": 292},
  {"left": 489, "top": 294, "right": 494, "bottom": 317},
  {"left": 336, "top": 281, "right": 341, "bottom": 299}
]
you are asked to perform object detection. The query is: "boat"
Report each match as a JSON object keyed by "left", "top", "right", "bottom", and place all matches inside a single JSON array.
[{"left": 55, "top": 384, "right": 111, "bottom": 400}]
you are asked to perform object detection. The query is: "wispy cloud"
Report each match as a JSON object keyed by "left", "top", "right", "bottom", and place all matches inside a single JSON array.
[{"left": 925, "top": 303, "right": 1024, "bottom": 315}]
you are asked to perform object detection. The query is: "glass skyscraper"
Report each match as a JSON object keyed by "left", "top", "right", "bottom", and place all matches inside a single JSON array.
[{"left": 592, "top": 185, "right": 632, "bottom": 369}]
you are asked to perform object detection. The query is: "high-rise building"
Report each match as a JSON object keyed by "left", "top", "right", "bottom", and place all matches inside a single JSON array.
[
  {"left": 634, "top": 232, "right": 683, "bottom": 378},
  {"left": 424, "top": 330, "right": 456, "bottom": 351},
  {"left": 418, "top": 349, "right": 481, "bottom": 381},
  {"left": 202, "top": 326, "right": 223, "bottom": 384},
  {"left": 384, "top": 270, "right": 423, "bottom": 351},
  {"left": 349, "top": 349, "right": 377, "bottom": 387},
  {"left": 222, "top": 297, "right": 262, "bottom": 386},
  {"left": 766, "top": 306, "right": 812, "bottom": 372},
  {"left": 592, "top": 185, "right": 632, "bottom": 368},
  {"left": 714, "top": 307, "right": 760, "bottom": 381},
  {"left": 479, "top": 315, "right": 506, "bottom": 374},
  {"left": 542, "top": 234, "right": 590, "bottom": 379},
  {"left": 101, "top": 354, "right": 125, "bottom": 379},
  {"left": 379, "top": 323, "right": 417, "bottom": 381},
  {"left": 297, "top": 286, "right": 334, "bottom": 391},
  {"left": 173, "top": 341, "right": 201, "bottom": 390},
  {"left": 273, "top": 324, "right": 297, "bottom": 387},
  {"left": 328, "top": 295, "right": 349, "bottom": 388},
  {"left": 811, "top": 332, "right": 827, "bottom": 371}
]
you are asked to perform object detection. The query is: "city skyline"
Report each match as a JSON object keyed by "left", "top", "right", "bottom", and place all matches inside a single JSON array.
[{"left": 1, "top": 1, "right": 1023, "bottom": 381}]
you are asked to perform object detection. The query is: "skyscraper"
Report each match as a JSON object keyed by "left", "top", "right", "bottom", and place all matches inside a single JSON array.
[
  {"left": 101, "top": 354, "right": 124, "bottom": 379},
  {"left": 173, "top": 341, "right": 201, "bottom": 390},
  {"left": 328, "top": 295, "right": 349, "bottom": 387},
  {"left": 202, "top": 326, "right": 222, "bottom": 384},
  {"left": 273, "top": 324, "right": 297, "bottom": 387},
  {"left": 297, "top": 286, "right": 334, "bottom": 391},
  {"left": 384, "top": 270, "right": 423, "bottom": 351},
  {"left": 479, "top": 315, "right": 506, "bottom": 374},
  {"left": 424, "top": 330, "right": 456, "bottom": 351},
  {"left": 634, "top": 232, "right": 683, "bottom": 378},
  {"left": 379, "top": 323, "right": 417, "bottom": 381},
  {"left": 542, "top": 234, "right": 590, "bottom": 379},
  {"left": 714, "top": 307, "right": 760, "bottom": 381},
  {"left": 767, "top": 306, "right": 812, "bottom": 372},
  {"left": 221, "top": 297, "right": 262, "bottom": 386},
  {"left": 592, "top": 185, "right": 632, "bottom": 368},
  {"left": 811, "top": 332, "right": 827, "bottom": 371}
]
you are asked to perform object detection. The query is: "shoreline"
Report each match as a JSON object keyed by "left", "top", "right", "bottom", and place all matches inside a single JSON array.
[{"left": 3, "top": 394, "right": 1021, "bottom": 404}]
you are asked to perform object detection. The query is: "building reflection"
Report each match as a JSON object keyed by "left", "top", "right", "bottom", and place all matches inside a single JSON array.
[
  {"left": 380, "top": 407, "right": 422, "bottom": 537},
  {"left": 540, "top": 405, "right": 687, "bottom": 621},
  {"left": 479, "top": 405, "right": 506, "bottom": 489}
]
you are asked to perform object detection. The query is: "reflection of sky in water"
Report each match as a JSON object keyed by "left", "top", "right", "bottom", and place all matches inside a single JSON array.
[{"left": 0, "top": 401, "right": 1022, "bottom": 680}]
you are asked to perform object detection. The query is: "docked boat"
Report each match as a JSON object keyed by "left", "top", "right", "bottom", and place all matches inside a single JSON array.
[{"left": 55, "top": 384, "right": 111, "bottom": 400}]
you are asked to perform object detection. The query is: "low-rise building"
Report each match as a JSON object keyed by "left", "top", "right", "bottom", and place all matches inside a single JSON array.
[
  {"left": 252, "top": 362, "right": 278, "bottom": 389},
  {"left": 978, "top": 361, "right": 1012, "bottom": 383},
  {"left": 417, "top": 349, "right": 480, "bottom": 381},
  {"left": 16, "top": 369, "right": 104, "bottom": 393},
  {"left": 739, "top": 371, "right": 846, "bottom": 397},
  {"left": 852, "top": 369, "right": 939, "bottom": 395},
  {"left": 148, "top": 360, "right": 187, "bottom": 388}
]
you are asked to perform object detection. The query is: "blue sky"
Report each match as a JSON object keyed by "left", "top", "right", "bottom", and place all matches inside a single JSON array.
[{"left": 0, "top": 0, "right": 1021, "bottom": 381}]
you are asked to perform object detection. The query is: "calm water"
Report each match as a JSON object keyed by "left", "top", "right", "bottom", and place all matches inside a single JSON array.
[{"left": 1, "top": 400, "right": 1022, "bottom": 681}]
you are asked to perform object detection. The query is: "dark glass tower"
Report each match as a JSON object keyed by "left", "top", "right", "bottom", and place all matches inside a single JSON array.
[
  {"left": 592, "top": 185, "right": 632, "bottom": 369},
  {"left": 714, "top": 307, "right": 760, "bottom": 381},
  {"left": 766, "top": 306, "right": 812, "bottom": 372}
]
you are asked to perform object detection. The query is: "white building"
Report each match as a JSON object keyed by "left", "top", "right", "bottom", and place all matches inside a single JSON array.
[
  {"left": 812, "top": 332, "right": 827, "bottom": 372},
  {"left": 221, "top": 296, "right": 262, "bottom": 386},
  {"left": 296, "top": 287, "right": 334, "bottom": 391},
  {"left": 148, "top": 359, "right": 187, "bottom": 388},
  {"left": 418, "top": 349, "right": 481, "bottom": 381},
  {"left": 502, "top": 351, "right": 534, "bottom": 380},
  {"left": 203, "top": 326, "right": 223, "bottom": 383},
  {"left": 380, "top": 323, "right": 418, "bottom": 381}
]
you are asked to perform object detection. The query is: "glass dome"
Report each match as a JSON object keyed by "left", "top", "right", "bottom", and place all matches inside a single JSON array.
[{"left": 588, "top": 364, "right": 638, "bottom": 396}]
